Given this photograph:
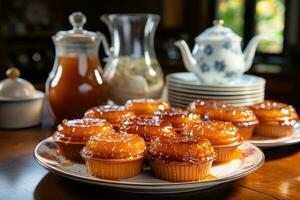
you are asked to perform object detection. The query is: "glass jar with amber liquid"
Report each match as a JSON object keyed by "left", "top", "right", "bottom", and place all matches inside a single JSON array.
[{"left": 46, "top": 12, "right": 110, "bottom": 123}]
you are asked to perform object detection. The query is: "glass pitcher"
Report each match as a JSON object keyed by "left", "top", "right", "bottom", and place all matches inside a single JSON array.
[
  {"left": 101, "top": 14, "right": 164, "bottom": 104},
  {"left": 46, "top": 12, "right": 110, "bottom": 123}
]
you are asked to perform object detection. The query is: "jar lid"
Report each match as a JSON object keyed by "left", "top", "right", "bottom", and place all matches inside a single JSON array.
[
  {"left": 195, "top": 19, "right": 241, "bottom": 42},
  {"left": 0, "top": 67, "right": 36, "bottom": 99},
  {"left": 53, "top": 12, "right": 101, "bottom": 43}
]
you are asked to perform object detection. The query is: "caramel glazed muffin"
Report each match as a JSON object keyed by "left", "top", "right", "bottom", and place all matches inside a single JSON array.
[
  {"left": 184, "top": 121, "right": 243, "bottom": 163},
  {"left": 125, "top": 98, "right": 170, "bottom": 117},
  {"left": 84, "top": 105, "right": 136, "bottom": 129},
  {"left": 147, "top": 134, "right": 215, "bottom": 182},
  {"left": 53, "top": 118, "right": 113, "bottom": 161},
  {"left": 154, "top": 108, "right": 201, "bottom": 131},
  {"left": 81, "top": 132, "right": 146, "bottom": 180},
  {"left": 251, "top": 100, "right": 299, "bottom": 138},
  {"left": 119, "top": 117, "right": 176, "bottom": 144},
  {"left": 188, "top": 100, "right": 258, "bottom": 140}
]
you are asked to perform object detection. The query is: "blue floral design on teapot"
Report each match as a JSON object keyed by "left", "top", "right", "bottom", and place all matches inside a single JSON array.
[{"left": 175, "top": 20, "right": 263, "bottom": 84}]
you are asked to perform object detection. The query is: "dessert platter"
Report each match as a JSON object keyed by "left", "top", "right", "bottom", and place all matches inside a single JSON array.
[
  {"left": 249, "top": 127, "right": 300, "bottom": 148},
  {"left": 34, "top": 98, "right": 265, "bottom": 194},
  {"left": 34, "top": 137, "right": 263, "bottom": 193}
]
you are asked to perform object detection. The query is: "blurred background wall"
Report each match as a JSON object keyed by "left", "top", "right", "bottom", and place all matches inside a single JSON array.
[{"left": 1, "top": 0, "right": 300, "bottom": 110}]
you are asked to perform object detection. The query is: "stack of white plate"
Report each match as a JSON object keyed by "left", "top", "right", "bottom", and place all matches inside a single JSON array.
[{"left": 166, "top": 72, "right": 266, "bottom": 108}]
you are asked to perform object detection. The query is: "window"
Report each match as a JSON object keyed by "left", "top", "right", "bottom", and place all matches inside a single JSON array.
[
  {"left": 217, "top": 0, "right": 245, "bottom": 37},
  {"left": 216, "top": 0, "right": 286, "bottom": 56},
  {"left": 256, "top": 0, "right": 285, "bottom": 53}
]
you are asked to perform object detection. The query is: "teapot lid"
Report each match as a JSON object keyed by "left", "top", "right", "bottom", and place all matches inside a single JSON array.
[
  {"left": 195, "top": 20, "right": 241, "bottom": 42},
  {"left": 53, "top": 12, "right": 101, "bottom": 43},
  {"left": 0, "top": 67, "right": 36, "bottom": 99}
]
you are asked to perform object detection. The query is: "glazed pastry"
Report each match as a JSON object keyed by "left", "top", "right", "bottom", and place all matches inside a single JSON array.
[
  {"left": 81, "top": 132, "right": 146, "bottom": 180},
  {"left": 188, "top": 100, "right": 258, "bottom": 140},
  {"left": 154, "top": 108, "right": 201, "bottom": 131},
  {"left": 147, "top": 134, "right": 215, "bottom": 182},
  {"left": 53, "top": 118, "right": 113, "bottom": 161},
  {"left": 125, "top": 98, "right": 170, "bottom": 117},
  {"left": 119, "top": 117, "right": 176, "bottom": 144},
  {"left": 251, "top": 100, "right": 299, "bottom": 138},
  {"left": 84, "top": 105, "right": 136, "bottom": 129},
  {"left": 188, "top": 100, "right": 227, "bottom": 116},
  {"left": 184, "top": 121, "right": 242, "bottom": 163}
]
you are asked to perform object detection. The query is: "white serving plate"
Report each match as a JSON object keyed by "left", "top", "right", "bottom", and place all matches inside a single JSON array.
[
  {"left": 249, "top": 125, "right": 300, "bottom": 149},
  {"left": 168, "top": 95, "right": 264, "bottom": 104},
  {"left": 168, "top": 94, "right": 264, "bottom": 103},
  {"left": 167, "top": 73, "right": 266, "bottom": 88},
  {"left": 168, "top": 90, "right": 264, "bottom": 100},
  {"left": 168, "top": 86, "right": 265, "bottom": 96},
  {"left": 167, "top": 80, "right": 265, "bottom": 92},
  {"left": 168, "top": 98, "right": 263, "bottom": 107},
  {"left": 34, "top": 137, "right": 264, "bottom": 194}
]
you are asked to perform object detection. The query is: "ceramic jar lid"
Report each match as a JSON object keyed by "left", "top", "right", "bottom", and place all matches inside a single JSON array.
[
  {"left": 0, "top": 67, "right": 36, "bottom": 99},
  {"left": 195, "top": 19, "right": 241, "bottom": 42}
]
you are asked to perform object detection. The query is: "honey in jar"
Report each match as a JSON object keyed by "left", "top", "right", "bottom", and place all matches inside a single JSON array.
[{"left": 46, "top": 12, "right": 110, "bottom": 123}]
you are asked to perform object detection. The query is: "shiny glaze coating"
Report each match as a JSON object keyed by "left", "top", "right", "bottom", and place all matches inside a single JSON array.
[
  {"left": 53, "top": 118, "right": 113, "bottom": 143},
  {"left": 154, "top": 108, "right": 201, "bottom": 129},
  {"left": 84, "top": 105, "right": 136, "bottom": 126},
  {"left": 147, "top": 134, "right": 215, "bottom": 163},
  {"left": 184, "top": 121, "right": 242, "bottom": 145},
  {"left": 119, "top": 117, "right": 176, "bottom": 142},
  {"left": 188, "top": 100, "right": 258, "bottom": 126},
  {"left": 251, "top": 100, "right": 299, "bottom": 125},
  {"left": 125, "top": 98, "right": 170, "bottom": 117},
  {"left": 188, "top": 100, "right": 227, "bottom": 116},
  {"left": 81, "top": 132, "right": 146, "bottom": 159}
]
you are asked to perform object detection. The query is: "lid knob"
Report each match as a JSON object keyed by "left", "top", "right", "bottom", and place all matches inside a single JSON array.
[
  {"left": 0, "top": 67, "right": 36, "bottom": 99},
  {"left": 6, "top": 67, "right": 20, "bottom": 79},
  {"left": 213, "top": 19, "right": 224, "bottom": 26},
  {"left": 69, "top": 12, "right": 87, "bottom": 31}
]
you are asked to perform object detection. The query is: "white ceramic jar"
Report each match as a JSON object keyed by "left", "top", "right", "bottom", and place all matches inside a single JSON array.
[{"left": 0, "top": 68, "right": 44, "bottom": 129}]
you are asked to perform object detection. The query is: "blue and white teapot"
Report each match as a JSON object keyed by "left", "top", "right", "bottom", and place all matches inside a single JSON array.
[{"left": 175, "top": 20, "right": 263, "bottom": 84}]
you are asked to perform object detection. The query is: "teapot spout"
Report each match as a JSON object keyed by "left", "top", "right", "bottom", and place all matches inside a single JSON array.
[
  {"left": 175, "top": 40, "right": 197, "bottom": 73},
  {"left": 243, "top": 35, "right": 264, "bottom": 72}
]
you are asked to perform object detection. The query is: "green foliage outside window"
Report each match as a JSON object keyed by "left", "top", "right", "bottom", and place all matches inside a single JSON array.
[
  {"left": 217, "top": 0, "right": 285, "bottom": 54},
  {"left": 217, "top": 0, "right": 245, "bottom": 37},
  {"left": 256, "top": 0, "right": 285, "bottom": 53}
]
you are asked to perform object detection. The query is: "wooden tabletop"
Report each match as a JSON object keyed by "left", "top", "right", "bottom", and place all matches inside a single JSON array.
[{"left": 0, "top": 123, "right": 299, "bottom": 200}]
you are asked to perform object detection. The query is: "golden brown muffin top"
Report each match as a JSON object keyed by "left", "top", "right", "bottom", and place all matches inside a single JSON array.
[
  {"left": 251, "top": 100, "right": 299, "bottom": 124},
  {"left": 188, "top": 100, "right": 227, "bottom": 115},
  {"left": 53, "top": 118, "right": 113, "bottom": 143},
  {"left": 84, "top": 105, "right": 136, "bottom": 126},
  {"left": 81, "top": 132, "right": 146, "bottom": 160},
  {"left": 154, "top": 108, "right": 201, "bottom": 129},
  {"left": 183, "top": 121, "right": 242, "bottom": 146},
  {"left": 215, "top": 106, "right": 258, "bottom": 124},
  {"left": 119, "top": 117, "right": 175, "bottom": 142},
  {"left": 125, "top": 98, "right": 170, "bottom": 117},
  {"left": 188, "top": 100, "right": 258, "bottom": 124},
  {"left": 251, "top": 100, "right": 298, "bottom": 119},
  {"left": 147, "top": 134, "right": 215, "bottom": 163}
]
